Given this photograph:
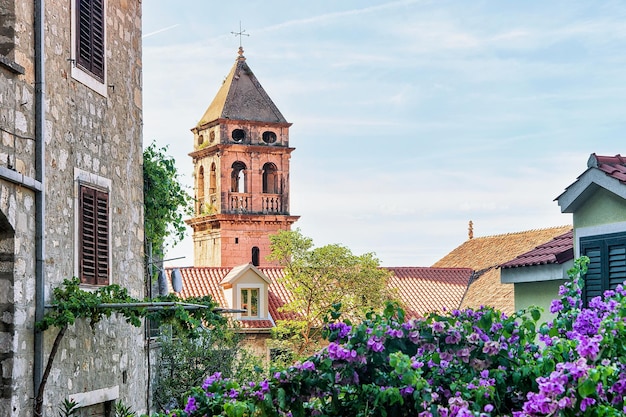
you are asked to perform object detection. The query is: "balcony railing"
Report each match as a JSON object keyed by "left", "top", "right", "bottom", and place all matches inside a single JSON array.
[
  {"left": 224, "top": 192, "right": 287, "bottom": 214},
  {"left": 261, "top": 195, "right": 283, "bottom": 213},
  {"left": 229, "top": 193, "right": 250, "bottom": 213}
]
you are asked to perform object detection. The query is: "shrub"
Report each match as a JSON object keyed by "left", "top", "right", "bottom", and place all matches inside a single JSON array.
[{"left": 150, "top": 258, "right": 626, "bottom": 416}]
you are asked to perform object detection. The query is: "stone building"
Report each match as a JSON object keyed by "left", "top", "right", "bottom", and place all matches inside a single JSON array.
[
  {"left": 1, "top": 1, "right": 145, "bottom": 416},
  {"left": 186, "top": 47, "right": 299, "bottom": 268}
]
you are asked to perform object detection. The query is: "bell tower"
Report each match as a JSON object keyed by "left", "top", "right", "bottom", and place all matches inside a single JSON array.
[{"left": 186, "top": 48, "right": 299, "bottom": 267}]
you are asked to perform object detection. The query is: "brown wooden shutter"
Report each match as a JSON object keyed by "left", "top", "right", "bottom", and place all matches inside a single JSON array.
[
  {"left": 76, "top": 0, "right": 105, "bottom": 82},
  {"left": 79, "top": 185, "right": 109, "bottom": 285}
]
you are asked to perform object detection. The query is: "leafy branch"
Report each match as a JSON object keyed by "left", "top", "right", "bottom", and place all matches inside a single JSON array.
[
  {"left": 34, "top": 278, "right": 222, "bottom": 417},
  {"left": 143, "top": 141, "right": 192, "bottom": 256}
]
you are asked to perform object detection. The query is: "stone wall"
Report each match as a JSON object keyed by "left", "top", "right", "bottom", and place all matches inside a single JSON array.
[{"left": 0, "top": 0, "right": 146, "bottom": 415}]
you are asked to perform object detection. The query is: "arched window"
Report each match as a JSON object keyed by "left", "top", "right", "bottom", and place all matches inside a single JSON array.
[
  {"left": 252, "top": 246, "right": 260, "bottom": 266},
  {"left": 197, "top": 165, "right": 205, "bottom": 212},
  {"left": 231, "top": 161, "right": 247, "bottom": 193},
  {"left": 262, "top": 162, "right": 278, "bottom": 194},
  {"left": 209, "top": 163, "right": 217, "bottom": 195}
]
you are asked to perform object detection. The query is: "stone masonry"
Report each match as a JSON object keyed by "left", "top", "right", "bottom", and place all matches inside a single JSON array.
[{"left": 0, "top": 0, "right": 146, "bottom": 416}]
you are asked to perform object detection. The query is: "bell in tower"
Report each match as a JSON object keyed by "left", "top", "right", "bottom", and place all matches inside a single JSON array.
[{"left": 186, "top": 48, "right": 299, "bottom": 267}]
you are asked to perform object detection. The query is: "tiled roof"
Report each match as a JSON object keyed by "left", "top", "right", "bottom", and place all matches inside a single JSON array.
[
  {"left": 169, "top": 265, "right": 474, "bottom": 326},
  {"left": 169, "top": 266, "right": 295, "bottom": 330},
  {"left": 432, "top": 226, "right": 572, "bottom": 315},
  {"left": 387, "top": 267, "right": 474, "bottom": 317},
  {"left": 197, "top": 51, "right": 288, "bottom": 126},
  {"left": 590, "top": 153, "right": 626, "bottom": 183},
  {"left": 501, "top": 230, "right": 573, "bottom": 269}
]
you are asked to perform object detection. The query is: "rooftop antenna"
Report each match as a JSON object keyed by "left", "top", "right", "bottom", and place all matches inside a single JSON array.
[{"left": 231, "top": 21, "right": 250, "bottom": 54}]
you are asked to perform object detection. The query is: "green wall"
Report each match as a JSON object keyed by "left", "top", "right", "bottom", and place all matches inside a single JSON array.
[
  {"left": 515, "top": 279, "right": 566, "bottom": 323},
  {"left": 574, "top": 188, "right": 626, "bottom": 228}
]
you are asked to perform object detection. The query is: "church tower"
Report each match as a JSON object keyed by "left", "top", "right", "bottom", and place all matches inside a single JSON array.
[{"left": 186, "top": 48, "right": 299, "bottom": 267}]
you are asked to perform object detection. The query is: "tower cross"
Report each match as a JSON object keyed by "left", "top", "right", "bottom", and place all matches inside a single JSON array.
[{"left": 231, "top": 22, "right": 249, "bottom": 49}]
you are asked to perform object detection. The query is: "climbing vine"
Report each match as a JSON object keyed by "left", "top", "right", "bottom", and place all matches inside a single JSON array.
[
  {"left": 34, "top": 278, "right": 223, "bottom": 417},
  {"left": 143, "top": 141, "right": 192, "bottom": 256}
]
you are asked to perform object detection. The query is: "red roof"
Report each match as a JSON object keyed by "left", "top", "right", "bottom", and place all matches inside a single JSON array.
[
  {"left": 500, "top": 230, "right": 573, "bottom": 269},
  {"left": 591, "top": 153, "right": 626, "bottom": 183},
  {"left": 168, "top": 266, "right": 295, "bottom": 330},
  {"left": 167, "top": 266, "right": 475, "bottom": 327}
]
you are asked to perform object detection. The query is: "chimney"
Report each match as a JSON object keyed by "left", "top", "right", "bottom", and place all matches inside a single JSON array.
[{"left": 468, "top": 220, "right": 474, "bottom": 240}]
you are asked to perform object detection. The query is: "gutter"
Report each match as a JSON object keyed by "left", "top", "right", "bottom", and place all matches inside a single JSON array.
[{"left": 33, "top": 0, "right": 46, "bottom": 414}]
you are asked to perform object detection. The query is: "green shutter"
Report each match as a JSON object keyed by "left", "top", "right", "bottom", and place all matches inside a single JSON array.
[{"left": 580, "top": 232, "right": 626, "bottom": 304}]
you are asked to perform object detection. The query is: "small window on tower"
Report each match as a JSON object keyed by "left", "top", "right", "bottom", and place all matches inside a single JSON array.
[
  {"left": 262, "top": 131, "right": 277, "bottom": 144},
  {"left": 252, "top": 246, "right": 260, "bottom": 266},
  {"left": 197, "top": 134, "right": 204, "bottom": 146},
  {"left": 232, "top": 129, "right": 245, "bottom": 142},
  {"left": 235, "top": 237, "right": 239, "bottom": 244}
]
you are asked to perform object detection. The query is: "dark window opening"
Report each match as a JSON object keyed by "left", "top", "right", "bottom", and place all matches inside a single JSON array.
[
  {"left": 580, "top": 231, "right": 626, "bottom": 305},
  {"left": 262, "top": 163, "right": 279, "bottom": 194},
  {"left": 79, "top": 185, "right": 109, "bottom": 285},
  {"left": 252, "top": 246, "right": 260, "bottom": 266},
  {"left": 262, "top": 131, "right": 277, "bottom": 144},
  {"left": 232, "top": 129, "right": 245, "bottom": 142},
  {"left": 235, "top": 237, "right": 239, "bottom": 244},
  {"left": 76, "top": 0, "right": 105, "bottom": 82},
  {"left": 196, "top": 166, "right": 205, "bottom": 213},
  {"left": 231, "top": 161, "right": 247, "bottom": 193},
  {"left": 197, "top": 134, "right": 204, "bottom": 146},
  {"left": 209, "top": 163, "right": 217, "bottom": 195}
]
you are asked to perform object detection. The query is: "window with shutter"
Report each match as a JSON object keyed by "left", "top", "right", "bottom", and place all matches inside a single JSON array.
[
  {"left": 76, "top": 0, "right": 105, "bottom": 82},
  {"left": 79, "top": 185, "right": 109, "bottom": 285},
  {"left": 580, "top": 232, "right": 626, "bottom": 305}
]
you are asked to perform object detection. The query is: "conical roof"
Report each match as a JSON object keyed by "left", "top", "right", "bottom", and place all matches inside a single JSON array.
[{"left": 197, "top": 48, "right": 288, "bottom": 126}]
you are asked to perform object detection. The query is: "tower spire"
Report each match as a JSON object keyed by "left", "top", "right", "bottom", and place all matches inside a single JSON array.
[{"left": 231, "top": 21, "right": 249, "bottom": 56}]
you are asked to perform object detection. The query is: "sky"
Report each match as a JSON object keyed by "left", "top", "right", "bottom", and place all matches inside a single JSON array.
[{"left": 142, "top": 1, "right": 626, "bottom": 267}]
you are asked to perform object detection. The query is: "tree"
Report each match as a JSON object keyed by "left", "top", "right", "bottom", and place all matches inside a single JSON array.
[
  {"left": 267, "top": 229, "right": 396, "bottom": 357},
  {"left": 143, "top": 142, "right": 192, "bottom": 256}
]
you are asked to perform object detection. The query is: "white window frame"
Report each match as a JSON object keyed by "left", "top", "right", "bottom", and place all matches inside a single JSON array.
[
  {"left": 74, "top": 168, "right": 112, "bottom": 285},
  {"left": 70, "top": 0, "right": 108, "bottom": 97},
  {"left": 237, "top": 283, "right": 263, "bottom": 319}
]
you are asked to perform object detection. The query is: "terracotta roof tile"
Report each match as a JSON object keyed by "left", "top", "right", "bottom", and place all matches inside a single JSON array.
[
  {"left": 460, "top": 268, "right": 515, "bottom": 316},
  {"left": 168, "top": 265, "right": 474, "bottom": 324},
  {"left": 501, "top": 230, "right": 573, "bottom": 269},
  {"left": 168, "top": 266, "right": 296, "bottom": 330},
  {"left": 432, "top": 226, "right": 572, "bottom": 314},
  {"left": 386, "top": 267, "right": 473, "bottom": 318},
  {"left": 590, "top": 153, "right": 626, "bottom": 183}
]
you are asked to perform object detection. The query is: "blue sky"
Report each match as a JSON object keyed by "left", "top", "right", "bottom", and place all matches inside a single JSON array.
[{"left": 142, "top": 1, "right": 626, "bottom": 267}]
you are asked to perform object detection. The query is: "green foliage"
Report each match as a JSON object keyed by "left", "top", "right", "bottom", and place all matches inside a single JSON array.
[
  {"left": 114, "top": 401, "right": 136, "bottom": 417},
  {"left": 143, "top": 141, "right": 192, "bottom": 255},
  {"left": 38, "top": 278, "right": 224, "bottom": 333},
  {"left": 57, "top": 399, "right": 79, "bottom": 417},
  {"left": 268, "top": 229, "right": 396, "bottom": 357},
  {"left": 152, "top": 324, "right": 262, "bottom": 412},
  {"left": 151, "top": 257, "right": 626, "bottom": 417}
]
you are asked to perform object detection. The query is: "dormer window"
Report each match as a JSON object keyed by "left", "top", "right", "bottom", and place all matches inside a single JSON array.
[
  {"left": 220, "top": 264, "right": 269, "bottom": 321},
  {"left": 240, "top": 288, "right": 259, "bottom": 318}
]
